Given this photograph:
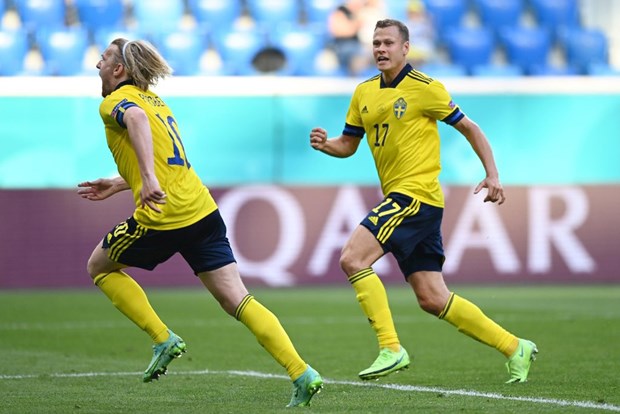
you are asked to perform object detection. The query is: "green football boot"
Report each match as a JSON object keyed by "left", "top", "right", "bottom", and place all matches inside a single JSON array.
[
  {"left": 143, "top": 329, "right": 187, "bottom": 383},
  {"left": 359, "top": 346, "right": 410, "bottom": 381},
  {"left": 505, "top": 339, "right": 538, "bottom": 383},
  {"left": 286, "top": 365, "right": 323, "bottom": 407}
]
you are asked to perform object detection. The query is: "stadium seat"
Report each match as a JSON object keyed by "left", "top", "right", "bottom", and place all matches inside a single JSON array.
[
  {"left": 37, "top": 27, "right": 89, "bottom": 76},
  {"left": 0, "top": 29, "right": 29, "bottom": 76},
  {"left": 473, "top": 0, "right": 524, "bottom": 33},
  {"left": 187, "top": 0, "right": 242, "bottom": 29},
  {"left": 471, "top": 64, "right": 523, "bottom": 77},
  {"left": 586, "top": 63, "right": 620, "bottom": 76},
  {"left": 74, "top": 0, "right": 125, "bottom": 33},
  {"left": 155, "top": 30, "right": 206, "bottom": 76},
  {"left": 529, "top": 64, "right": 578, "bottom": 76},
  {"left": 563, "top": 28, "right": 608, "bottom": 74},
  {"left": 304, "top": 0, "right": 339, "bottom": 24},
  {"left": 211, "top": 29, "right": 267, "bottom": 75},
  {"left": 14, "top": 0, "right": 66, "bottom": 32},
  {"left": 270, "top": 25, "right": 326, "bottom": 76},
  {"left": 94, "top": 28, "right": 140, "bottom": 53},
  {"left": 131, "top": 0, "right": 185, "bottom": 34},
  {"left": 499, "top": 26, "right": 551, "bottom": 74},
  {"left": 418, "top": 62, "right": 467, "bottom": 77},
  {"left": 529, "top": 0, "right": 579, "bottom": 34},
  {"left": 445, "top": 27, "right": 495, "bottom": 72},
  {"left": 423, "top": 0, "right": 467, "bottom": 43},
  {"left": 246, "top": 0, "right": 301, "bottom": 28}
]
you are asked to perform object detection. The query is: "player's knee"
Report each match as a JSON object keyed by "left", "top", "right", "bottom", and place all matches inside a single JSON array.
[
  {"left": 417, "top": 294, "right": 443, "bottom": 316},
  {"left": 339, "top": 250, "right": 360, "bottom": 275}
]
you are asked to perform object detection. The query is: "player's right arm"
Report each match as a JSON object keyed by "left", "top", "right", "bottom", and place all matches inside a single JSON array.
[
  {"left": 77, "top": 177, "right": 130, "bottom": 201},
  {"left": 309, "top": 127, "right": 361, "bottom": 158}
]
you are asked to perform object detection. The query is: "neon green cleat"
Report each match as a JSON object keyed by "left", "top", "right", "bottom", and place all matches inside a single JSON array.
[
  {"left": 286, "top": 365, "right": 323, "bottom": 407},
  {"left": 358, "top": 346, "right": 410, "bottom": 381},
  {"left": 143, "top": 330, "right": 187, "bottom": 383},
  {"left": 505, "top": 339, "right": 538, "bottom": 383}
]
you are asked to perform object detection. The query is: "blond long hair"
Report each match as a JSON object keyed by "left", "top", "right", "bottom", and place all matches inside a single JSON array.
[{"left": 111, "top": 38, "right": 172, "bottom": 91}]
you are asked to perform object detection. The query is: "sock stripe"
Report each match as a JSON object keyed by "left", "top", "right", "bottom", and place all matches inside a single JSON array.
[
  {"left": 234, "top": 294, "right": 254, "bottom": 320},
  {"left": 348, "top": 268, "right": 375, "bottom": 285},
  {"left": 438, "top": 292, "right": 455, "bottom": 320}
]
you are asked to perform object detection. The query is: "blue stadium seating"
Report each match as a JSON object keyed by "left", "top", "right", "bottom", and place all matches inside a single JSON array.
[
  {"left": 246, "top": 0, "right": 301, "bottom": 28},
  {"left": 418, "top": 62, "right": 468, "bottom": 77},
  {"left": 304, "top": 0, "right": 339, "bottom": 24},
  {"left": 94, "top": 28, "right": 140, "bottom": 53},
  {"left": 423, "top": 0, "right": 468, "bottom": 43},
  {"left": 563, "top": 28, "right": 608, "bottom": 74},
  {"left": 0, "top": 29, "right": 29, "bottom": 75},
  {"left": 445, "top": 27, "right": 495, "bottom": 72},
  {"left": 529, "top": 0, "right": 579, "bottom": 35},
  {"left": 131, "top": 0, "right": 185, "bottom": 34},
  {"left": 586, "top": 63, "right": 620, "bottom": 76},
  {"left": 37, "top": 27, "right": 89, "bottom": 76},
  {"left": 528, "top": 64, "right": 578, "bottom": 76},
  {"left": 471, "top": 64, "right": 523, "bottom": 77},
  {"left": 14, "top": 0, "right": 66, "bottom": 32},
  {"left": 211, "top": 29, "right": 267, "bottom": 75},
  {"left": 500, "top": 26, "right": 551, "bottom": 74},
  {"left": 270, "top": 24, "right": 326, "bottom": 76},
  {"left": 473, "top": 0, "right": 524, "bottom": 33},
  {"left": 155, "top": 30, "right": 206, "bottom": 76},
  {"left": 187, "top": 0, "right": 242, "bottom": 29},
  {"left": 74, "top": 0, "right": 124, "bottom": 33}
]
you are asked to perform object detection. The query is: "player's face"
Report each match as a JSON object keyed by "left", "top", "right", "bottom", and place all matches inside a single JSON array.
[
  {"left": 96, "top": 45, "right": 122, "bottom": 97},
  {"left": 372, "top": 26, "right": 409, "bottom": 74}
]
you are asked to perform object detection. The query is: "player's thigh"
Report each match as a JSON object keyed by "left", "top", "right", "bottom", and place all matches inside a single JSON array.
[
  {"left": 86, "top": 239, "right": 126, "bottom": 278},
  {"left": 340, "top": 225, "right": 385, "bottom": 273}
]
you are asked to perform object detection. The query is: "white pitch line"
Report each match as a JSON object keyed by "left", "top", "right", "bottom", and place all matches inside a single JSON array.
[{"left": 1, "top": 369, "right": 618, "bottom": 412}]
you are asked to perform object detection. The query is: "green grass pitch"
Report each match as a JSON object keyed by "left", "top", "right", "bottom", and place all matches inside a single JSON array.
[{"left": 1, "top": 285, "right": 619, "bottom": 413}]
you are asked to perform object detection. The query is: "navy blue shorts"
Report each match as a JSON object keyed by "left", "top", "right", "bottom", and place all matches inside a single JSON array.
[
  {"left": 102, "top": 209, "right": 236, "bottom": 274},
  {"left": 360, "top": 192, "right": 445, "bottom": 278}
]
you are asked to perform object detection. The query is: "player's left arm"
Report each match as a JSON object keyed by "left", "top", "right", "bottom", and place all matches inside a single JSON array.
[
  {"left": 123, "top": 106, "right": 167, "bottom": 213},
  {"left": 453, "top": 115, "right": 506, "bottom": 205}
]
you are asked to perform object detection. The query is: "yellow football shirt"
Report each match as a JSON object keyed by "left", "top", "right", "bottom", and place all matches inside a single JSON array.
[
  {"left": 99, "top": 82, "right": 217, "bottom": 230},
  {"left": 344, "top": 64, "right": 464, "bottom": 208}
]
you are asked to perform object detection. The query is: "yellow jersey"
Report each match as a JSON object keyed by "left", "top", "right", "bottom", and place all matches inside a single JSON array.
[
  {"left": 99, "top": 82, "right": 217, "bottom": 230},
  {"left": 344, "top": 64, "right": 464, "bottom": 208}
]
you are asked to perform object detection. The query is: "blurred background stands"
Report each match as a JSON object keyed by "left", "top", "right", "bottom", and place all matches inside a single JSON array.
[{"left": 0, "top": 0, "right": 618, "bottom": 77}]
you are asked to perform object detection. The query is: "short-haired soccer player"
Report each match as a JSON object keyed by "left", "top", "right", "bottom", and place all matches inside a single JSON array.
[{"left": 309, "top": 19, "right": 537, "bottom": 383}]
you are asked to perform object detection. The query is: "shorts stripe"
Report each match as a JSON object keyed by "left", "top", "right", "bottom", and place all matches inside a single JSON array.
[
  {"left": 377, "top": 198, "right": 421, "bottom": 243},
  {"left": 109, "top": 223, "right": 148, "bottom": 262}
]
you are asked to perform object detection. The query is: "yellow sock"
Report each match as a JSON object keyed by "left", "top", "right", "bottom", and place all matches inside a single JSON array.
[
  {"left": 439, "top": 293, "right": 519, "bottom": 357},
  {"left": 348, "top": 268, "right": 400, "bottom": 352},
  {"left": 93, "top": 271, "right": 169, "bottom": 343},
  {"left": 235, "top": 294, "right": 307, "bottom": 381}
]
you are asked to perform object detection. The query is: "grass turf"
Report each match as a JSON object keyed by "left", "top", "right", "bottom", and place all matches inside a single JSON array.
[{"left": 0, "top": 285, "right": 619, "bottom": 413}]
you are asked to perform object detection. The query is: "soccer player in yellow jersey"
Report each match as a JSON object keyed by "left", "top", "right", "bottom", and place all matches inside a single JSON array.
[
  {"left": 78, "top": 39, "right": 322, "bottom": 407},
  {"left": 309, "top": 19, "right": 538, "bottom": 383}
]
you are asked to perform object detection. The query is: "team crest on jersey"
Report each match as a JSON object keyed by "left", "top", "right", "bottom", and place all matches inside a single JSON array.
[{"left": 393, "top": 98, "right": 407, "bottom": 119}]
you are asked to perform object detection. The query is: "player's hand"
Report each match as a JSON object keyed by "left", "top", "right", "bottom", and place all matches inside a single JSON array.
[
  {"left": 77, "top": 178, "right": 118, "bottom": 201},
  {"left": 310, "top": 127, "right": 328, "bottom": 150},
  {"left": 474, "top": 176, "right": 506, "bottom": 205},
  {"left": 139, "top": 176, "right": 167, "bottom": 213}
]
